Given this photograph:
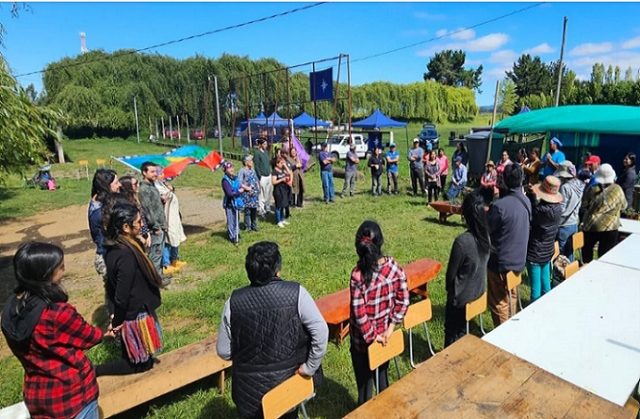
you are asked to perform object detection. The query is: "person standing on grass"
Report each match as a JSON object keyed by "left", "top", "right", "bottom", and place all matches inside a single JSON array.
[
  {"left": 408, "top": 138, "right": 425, "bottom": 196},
  {"left": 554, "top": 161, "right": 584, "bottom": 261},
  {"left": 216, "top": 241, "right": 328, "bottom": 419},
  {"left": 349, "top": 220, "right": 409, "bottom": 405},
  {"left": 453, "top": 142, "right": 468, "bottom": 166},
  {"left": 368, "top": 146, "right": 384, "bottom": 196},
  {"left": 444, "top": 192, "right": 490, "bottom": 346},
  {"left": 138, "top": 161, "right": 170, "bottom": 286},
  {"left": 253, "top": 137, "right": 273, "bottom": 217},
  {"left": 221, "top": 162, "right": 247, "bottom": 246},
  {"left": 385, "top": 143, "right": 400, "bottom": 194},
  {"left": 424, "top": 150, "right": 440, "bottom": 203},
  {"left": 618, "top": 152, "right": 637, "bottom": 209},
  {"left": 155, "top": 168, "right": 187, "bottom": 273},
  {"left": 342, "top": 143, "right": 360, "bottom": 198},
  {"left": 437, "top": 148, "right": 449, "bottom": 200},
  {"left": 523, "top": 148, "right": 541, "bottom": 186},
  {"left": 96, "top": 202, "right": 164, "bottom": 377},
  {"left": 525, "top": 176, "right": 563, "bottom": 302},
  {"left": 287, "top": 147, "right": 305, "bottom": 208},
  {"left": 272, "top": 156, "right": 293, "bottom": 228},
  {"left": 319, "top": 142, "right": 336, "bottom": 203},
  {"left": 2, "top": 242, "right": 115, "bottom": 419},
  {"left": 480, "top": 160, "right": 498, "bottom": 201},
  {"left": 238, "top": 155, "right": 260, "bottom": 232},
  {"left": 581, "top": 164, "right": 627, "bottom": 263},
  {"left": 487, "top": 163, "right": 531, "bottom": 326}
]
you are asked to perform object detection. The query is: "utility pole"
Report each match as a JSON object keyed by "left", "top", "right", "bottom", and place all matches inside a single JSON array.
[
  {"left": 204, "top": 75, "right": 211, "bottom": 146},
  {"left": 133, "top": 96, "right": 140, "bottom": 143},
  {"left": 555, "top": 16, "right": 568, "bottom": 107},
  {"left": 214, "top": 74, "right": 223, "bottom": 154}
]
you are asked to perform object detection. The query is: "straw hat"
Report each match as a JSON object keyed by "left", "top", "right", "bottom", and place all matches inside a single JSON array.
[
  {"left": 554, "top": 160, "right": 576, "bottom": 179},
  {"left": 594, "top": 163, "right": 616, "bottom": 184},
  {"left": 485, "top": 160, "right": 495, "bottom": 168},
  {"left": 532, "top": 175, "right": 563, "bottom": 203}
]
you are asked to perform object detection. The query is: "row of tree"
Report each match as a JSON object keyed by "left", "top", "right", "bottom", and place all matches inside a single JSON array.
[{"left": 34, "top": 50, "right": 478, "bottom": 137}]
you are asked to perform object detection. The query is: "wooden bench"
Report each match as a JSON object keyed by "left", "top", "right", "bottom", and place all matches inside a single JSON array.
[
  {"left": 429, "top": 201, "right": 463, "bottom": 223},
  {"left": 97, "top": 335, "right": 231, "bottom": 417},
  {"left": 315, "top": 258, "right": 442, "bottom": 344}
]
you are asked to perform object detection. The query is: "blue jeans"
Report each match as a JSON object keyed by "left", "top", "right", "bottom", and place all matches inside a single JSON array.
[
  {"left": 75, "top": 399, "right": 98, "bottom": 419},
  {"left": 527, "top": 261, "right": 551, "bottom": 301},
  {"left": 275, "top": 207, "right": 285, "bottom": 223},
  {"left": 321, "top": 170, "right": 335, "bottom": 202},
  {"left": 556, "top": 224, "right": 578, "bottom": 261},
  {"left": 447, "top": 181, "right": 466, "bottom": 200},
  {"left": 162, "top": 244, "right": 179, "bottom": 266},
  {"left": 225, "top": 207, "right": 239, "bottom": 242}
]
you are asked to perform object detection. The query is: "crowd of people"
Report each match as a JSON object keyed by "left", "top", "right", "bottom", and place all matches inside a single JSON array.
[{"left": 2, "top": 130, "right": 639, "bottom": 418}]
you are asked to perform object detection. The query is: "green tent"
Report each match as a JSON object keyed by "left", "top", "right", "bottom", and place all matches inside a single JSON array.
[{"left": 495, "top": 105, "right": 640, "bottom": 135}]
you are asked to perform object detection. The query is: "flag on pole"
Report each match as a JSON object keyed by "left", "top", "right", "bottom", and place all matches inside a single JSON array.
[{"left": 309, "top": 67, "right": 333, "bottom": 101}]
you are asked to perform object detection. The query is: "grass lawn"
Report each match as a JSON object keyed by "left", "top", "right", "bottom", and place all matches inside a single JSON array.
[{"left": 0, "top": 114, "right": 515, "bottom": 417}]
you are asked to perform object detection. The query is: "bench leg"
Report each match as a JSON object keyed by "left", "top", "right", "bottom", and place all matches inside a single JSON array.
[{"left": 218, "top": 369, "right": 225, "bottom": 395}]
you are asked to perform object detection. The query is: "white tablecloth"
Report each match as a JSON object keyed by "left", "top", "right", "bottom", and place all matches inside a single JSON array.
[{"left": 599, "top": 233, "right": 640, "bottom": 271}]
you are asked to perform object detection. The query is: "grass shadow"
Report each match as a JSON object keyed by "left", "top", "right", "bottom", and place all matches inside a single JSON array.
[
  {"left": 308, "top": 376, "right": 356, "bottom": 419},
  {"left": 183, "top": 224, "right": 211, "bottom": 235}
]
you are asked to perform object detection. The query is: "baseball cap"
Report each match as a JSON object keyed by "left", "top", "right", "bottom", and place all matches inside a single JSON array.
[{"left": 585, "top": 155, "right": 601, "bottom": 165}]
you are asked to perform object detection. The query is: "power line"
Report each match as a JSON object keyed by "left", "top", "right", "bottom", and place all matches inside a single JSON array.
[
  {"left": 352, "top": 2, "right": 546, "bottom": 64},
  {"left": 14, "top": 2, "right": 327, "bottom": 78}
]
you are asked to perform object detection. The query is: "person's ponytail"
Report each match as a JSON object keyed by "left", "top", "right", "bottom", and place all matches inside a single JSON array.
[{"left": 355, "top": 221, "right": 384, "bottom": 286}]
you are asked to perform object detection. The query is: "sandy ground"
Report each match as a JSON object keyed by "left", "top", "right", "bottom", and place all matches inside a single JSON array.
[{"left": 0, "top": 188, "right": 225, "bottom": 357}]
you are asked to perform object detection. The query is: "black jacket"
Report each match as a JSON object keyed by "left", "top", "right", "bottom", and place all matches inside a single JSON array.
[
  {"left": 105, "top": 245, "right": 161, "bottom": 326},
  {"left": 527, "top": 198, "right": 563, "bottom": 264},
  {"left": 488, "top": 188, "right": 532, "bottom": 273},
  {"left": 617, "top": 165, "right": 637, "bottom": 209}
]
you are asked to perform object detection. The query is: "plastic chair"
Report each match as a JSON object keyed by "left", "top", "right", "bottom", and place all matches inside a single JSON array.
[
  {"left": 96, "top": 159, "right": 107, "bottom": 168},
  {"left": 465, "top": 292, "right": 487, "bottom": 335},
  {"left": 367, "top": 329, "right": 404, "bottom": 394},
  {"left": 78, "top": 160, "right": 89, "bottom": 180},
  {"left": 402, "top": 299, "right": 435, "bottom": 368},
  {"left": 506, "top": 271, "right": 523, "bottom": 316},
  {"left": 262, "top": 373, "right": 314, "bottom": 419},
  {"left": 564, "top": 261, "right": 580, "bottom": 279},
  {"left": 572, "top": 232, "right": 584, "bottom": 264}
]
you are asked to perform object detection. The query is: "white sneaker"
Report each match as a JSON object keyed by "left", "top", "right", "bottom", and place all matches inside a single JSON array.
[
  {"left": 283, "top": 220, "right": 290, "bottom": 225},
  {"left": 277, "top": 222, "right": 285, "bottom": 228}
]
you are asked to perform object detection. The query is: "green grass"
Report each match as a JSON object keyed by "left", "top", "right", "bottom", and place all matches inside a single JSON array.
[{"left": 0, "top": 115, "right": 504, "bottom": 417}]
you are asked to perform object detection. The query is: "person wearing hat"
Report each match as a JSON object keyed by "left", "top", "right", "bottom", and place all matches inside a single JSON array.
[
  {"left": 222, "top": 161, "right": 247, "bottom": 245},
  {"left": 580, "top": 163, "right": 627, "bottom": 263},
  {"left": 446, "top": 156, "right": 467, "bottom": 201},
  {"left": 584, "top": 154, "right": 601, "bottom": 187},
  {"left": 385, "top": 143, "right": 400, "bottom": 194},
  {"left": 554, "top": 161, "right": 584, "bottom": 261},
  {"left": 525, "top": 176, "right": 563, "bottom": 302},
  {"left": 408, "top": 138, "right": 425, "bottom": 196},
  {"left": 238, "top": 155, "right": 260, "bottom": 232},
  {"left": 253, "top": 137, "right": 273, "bottom": 217},
  {"left": 480, "top": 160, "right": 498, "bottom": 201},
  {"left": 541, "top": 137, "right": 565, "bottom": 179},
  {"left": 341, "top": 142, "right": 360, "bottom": 198}
]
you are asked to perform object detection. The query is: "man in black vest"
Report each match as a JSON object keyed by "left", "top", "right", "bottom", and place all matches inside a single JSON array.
[{"left": 216, "top": 241, "right": 328, "bottom": 418}]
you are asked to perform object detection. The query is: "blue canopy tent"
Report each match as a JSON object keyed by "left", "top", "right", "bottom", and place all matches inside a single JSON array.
[
  {"left": 293, "top": 112, "right": 330, "bottom": 128},
  {"left": 241, "top": 112, "right": 293, "bottom": 148},
  {"left": 352, "top": 108, "right": 409, "bottom": 150}
]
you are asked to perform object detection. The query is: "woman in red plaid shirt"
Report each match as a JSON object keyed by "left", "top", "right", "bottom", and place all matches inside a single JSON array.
[
  {"left": 2, "top": 242, "right": 114, "bottom": 419},
  {"left": 349, "top": 220, "right": 409, "bottom": 405}
]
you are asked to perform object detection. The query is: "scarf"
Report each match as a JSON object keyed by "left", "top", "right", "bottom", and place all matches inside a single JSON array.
[{"left": 117, "top": 235, "right": 164, "bottom": 289}]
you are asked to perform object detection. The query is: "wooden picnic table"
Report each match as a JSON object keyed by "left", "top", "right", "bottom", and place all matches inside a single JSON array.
[
  {"left": 315, "top": 258, "right": 441, "bottom": 343},
  {"left": 345, "top": 335, "right": 637, "bottom": 419}
]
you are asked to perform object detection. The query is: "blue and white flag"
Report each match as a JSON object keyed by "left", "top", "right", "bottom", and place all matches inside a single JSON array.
[{"left": 309, "top": 67, "right": 333, "bottom": 102}]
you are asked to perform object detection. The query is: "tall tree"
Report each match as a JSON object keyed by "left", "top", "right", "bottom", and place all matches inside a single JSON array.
[
  {"left": 506, "top": 54, "right": 553, "bottom": 98},
  {"left": 625, "top": 66, "right": 634, "bottom": 81},
  {"left": 423, "top": 49, "right": 483, "bottom": 91},
  {"left": 498, "top": 79, "right": 517, "bottom": 117},
  {"left": 614, "top": 65, "right": 621, "bottom": 83}
]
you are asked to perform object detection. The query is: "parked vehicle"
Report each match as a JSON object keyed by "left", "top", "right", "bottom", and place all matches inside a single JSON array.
[
  {"left": 190, "top": 129, "right": 205, "bottom": 140},
  {"left": 164, "top": 129, "right": 180, "bottom": 139},
  {"left": 313, "top": 133, "right": 367, "bottom": 160},
  {"left": 418, "top": 123, "right": 439, "bottom": 150}
]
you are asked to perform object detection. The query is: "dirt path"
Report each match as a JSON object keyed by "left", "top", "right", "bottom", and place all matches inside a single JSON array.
[{"left": 0, "top": 188, "right": 224, "bottom": 357}]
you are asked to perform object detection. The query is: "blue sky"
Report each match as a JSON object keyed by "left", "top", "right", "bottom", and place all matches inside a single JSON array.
[{"left": 3, "top": 2, "right": 640, "bottom": 106}]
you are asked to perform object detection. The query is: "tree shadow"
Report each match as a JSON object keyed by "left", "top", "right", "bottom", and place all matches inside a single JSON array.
[
  {"left": 182, "top": 224, "right": 211, "bottom": 235},
  {"left": 422, "top": 215, "right": 465, "bottom": 227}
]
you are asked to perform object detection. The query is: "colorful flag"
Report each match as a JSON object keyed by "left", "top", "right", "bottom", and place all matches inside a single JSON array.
[
  {"left": 290, "top": 132, "right": 311, "bottom": 171},
  {"left": 309, "top": 67, "right": 333, "bottom": 102},
  {"left": 114, "top": 145, "right": 224, "bottom": 179}
]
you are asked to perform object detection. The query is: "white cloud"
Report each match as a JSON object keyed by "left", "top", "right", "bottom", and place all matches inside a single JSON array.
[
  {"left": 569, "top": 42, "right": 614, "bottom": 56},
  {"left": 622, "top": 36, "right": 640, "bottom": 50},
  {"left": 568, "top": 50, "right": 640, "bottom": 71},
  {"left": 466, "top": 33, "right": 509, "bottom": 52},
  {"left": 414, "top": 11, "right": 445, "bottom": 20},
  {"left": 524, "top": 43, "right": 555, "bottom": 55},
  {"left": 487, "top": 67, "right": 511, "bottom": 78},
  {"left": 435, "top": 29, "right": 448, "bottom": 37},
  {"left": 488, "top": 49, "right": 517, "bottom": 65}
]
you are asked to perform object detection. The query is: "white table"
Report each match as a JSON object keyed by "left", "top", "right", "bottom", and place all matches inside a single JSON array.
[
  {"left": 620, "top": 218, "right": 640, "bottom": 235},
  {"left": 484, "top": 260, "right": 640, "bottom": 407},
  {"left": 599, "top": 233, "right": 640, "bottom": 271}
]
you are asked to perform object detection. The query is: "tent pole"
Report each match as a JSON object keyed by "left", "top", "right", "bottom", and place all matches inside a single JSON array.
[
  {"left": 487, "top": 80, "right": 500, "bottom": 163},
  {"left": 334, "top": 54, "right": 342, "bottom": 130},
  {"left": 313, "top": 61, "right": 318, "bottom": 148},
  {"left": 244, "top": 76, "right": 250, "bottom": 150}
]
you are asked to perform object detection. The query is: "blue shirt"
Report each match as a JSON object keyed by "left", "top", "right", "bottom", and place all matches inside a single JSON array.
[
  {"left": 386, "top": 150, "right": 399, "bottom": 174},
  {"left": 453, "top": 163, "right": 468, "bottom": 185},
  {"left": 345, "top": 151, "right": 359, "bottom": 173},
  {"left": 542, "top": 150, "right": 566, "bottom": 178},
  {"left": 408, "top": 147, "right": 424, "bottom": 169},
  {"left": 319, "top": 151, "right": 333, "bottom": 172}
]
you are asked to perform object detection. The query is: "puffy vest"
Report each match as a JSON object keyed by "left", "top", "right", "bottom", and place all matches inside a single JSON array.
[{"left": 230, "top": 280, "right": 309, "bottom": 418}]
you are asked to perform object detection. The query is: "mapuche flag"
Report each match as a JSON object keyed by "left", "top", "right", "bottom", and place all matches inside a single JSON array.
[{"left": 309, "top": 67, "right": 333, "bottom": 101}]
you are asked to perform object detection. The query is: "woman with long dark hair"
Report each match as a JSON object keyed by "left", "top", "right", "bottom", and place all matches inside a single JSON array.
[
  {"left": 349, "top": 220, "right": 409, "bottom": 405},
  {"left": 2, "top": 242, "right": 113, "bottom": 419},
  {"left": 95, "top": 202, "right": 164, "bottom": 376},
  {"left": 88, "top": 169, "right": 120, "bottom": 282},
  {"left": 618, "top": 152, "right": 637, "bottom": 209},
  {"left": 444, "top": 191, "right": 491, "bottom": 347}
]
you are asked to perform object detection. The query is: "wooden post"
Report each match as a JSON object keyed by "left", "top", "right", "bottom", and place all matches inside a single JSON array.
[
  {"left": 486, "top": 80, "right": 500, "bottom": 164},
  {"left": 555, "top": 16, "right": 568, "bottom": 107}
]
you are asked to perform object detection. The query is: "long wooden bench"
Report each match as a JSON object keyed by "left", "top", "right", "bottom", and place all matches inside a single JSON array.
[
  {"left": 98, "top": 335, "right": 230, "bottom": 417},
  {"left": 315, "top": 258, "right": 442, "bottom": 344}
]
